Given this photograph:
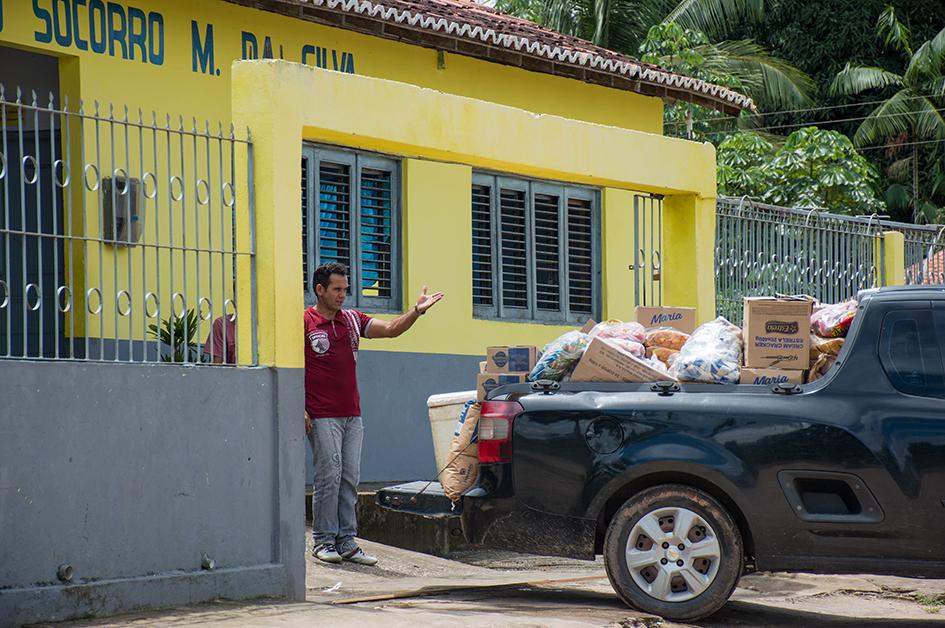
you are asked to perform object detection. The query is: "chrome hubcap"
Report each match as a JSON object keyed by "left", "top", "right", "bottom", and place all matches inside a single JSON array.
[{"left": 624, "top": 506, "right": 722, "bottom": 602}]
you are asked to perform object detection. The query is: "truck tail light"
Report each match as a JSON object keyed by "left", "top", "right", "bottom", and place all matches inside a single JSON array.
[{"left": 478, "top": 400, "right": 523, "bottom": 463}]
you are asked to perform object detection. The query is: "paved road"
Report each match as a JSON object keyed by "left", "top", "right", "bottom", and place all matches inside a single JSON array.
[{"left": 49, "top": 537, "right": 945, "bottom": 627}]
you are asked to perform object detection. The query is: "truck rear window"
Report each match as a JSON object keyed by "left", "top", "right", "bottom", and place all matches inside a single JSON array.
[{"left": 879, "top": 310, "right": 945, "bottom": 398}]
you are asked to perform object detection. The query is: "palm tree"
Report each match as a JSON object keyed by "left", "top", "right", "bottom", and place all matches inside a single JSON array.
[
  {"left": 495, "top": 0, "right": 814, "bottom": 113},
  {"left": 830, "top": 5, "right": 945, "bottom": 222}
]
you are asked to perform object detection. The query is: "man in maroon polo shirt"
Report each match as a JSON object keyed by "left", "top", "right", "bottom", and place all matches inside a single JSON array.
[{"left": 304, "top": 262, "right": 443, "bottom": 565}]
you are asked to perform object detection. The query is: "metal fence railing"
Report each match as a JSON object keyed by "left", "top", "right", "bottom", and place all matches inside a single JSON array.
[
  {"left": 715, "top": 197, "right": 883, "bottom": 324},
  {"left": 0, "top": 85, "right": 256, "bottom": 364},
  {"left": 895, "top": 222, "right": 945, "bottom": 286}
]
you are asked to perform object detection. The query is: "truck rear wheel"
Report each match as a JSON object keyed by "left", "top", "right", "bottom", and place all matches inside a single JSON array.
[{"left": 603, "top": 484, "right": 743, "bottom": 621}]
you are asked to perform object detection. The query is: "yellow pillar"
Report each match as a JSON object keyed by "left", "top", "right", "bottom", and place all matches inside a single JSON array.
[
  {"left": 602, "top": 188, "right": 636, "bottom": 321},
  {"left": 878, "top": 231, "right": 906, "bottom": 287},
  {"left": 661, "top": 195, "right": 717, "bottom": 324},
  {"left": 231, "top": 62, "right": 304, "bottom": 367}
]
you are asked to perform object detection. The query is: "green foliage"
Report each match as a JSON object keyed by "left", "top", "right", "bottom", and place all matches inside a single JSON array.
[
  {"left": 495, "top": 0, "right": 814, "bottom": 115},
  {"left": 718, "top": 128, "right": 883, "bottom": 214},
  {"left": 147, "top": 308, "right": 206, "bottom": 364},
  {"left": 876, "top": 4, "right": 912, "bottom": 55},
  {"left": 639, "top": 22, "right": 814, "bottom": 140},
  {"left": 493, "top": 0, "right": 945, "bottom": 223},
  {"left": 830, "top": 9, "right": 945, "bottom": 222},
  {"left": 717, "top": 131, "right": 775, "bottom": 197}
]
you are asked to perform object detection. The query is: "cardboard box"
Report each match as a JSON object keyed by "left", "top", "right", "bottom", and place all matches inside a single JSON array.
[
  {"left": 739, "top": 368, "right": 805, "bottom": 386},
  {"left": 571, "top": 337, "right": 674, "bottom": 383},
  {"left": 486, "top": 346, "right": 538, "bottom": 373},
  {"left": 635, "top": 306, "right": 697, "bottom": 334},
  {"left": 580, "top": 319, "right": 598, "bottom": 334},
  {"left": 478, "top": 360, "right": 487, "bottom": 374},
  {"left": 477, "top": 372, "right": 529, "bottom": 401},
  {"left": 743, "top": 297, "right": 813, "bottom": 369}
]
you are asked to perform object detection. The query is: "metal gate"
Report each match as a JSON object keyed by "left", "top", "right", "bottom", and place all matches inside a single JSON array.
[
  {"left": 715, "top": 198, "right": 883, "bottom": 324},
  {"left": 633, "top": 193, "right": 662, "bottom": 307}
]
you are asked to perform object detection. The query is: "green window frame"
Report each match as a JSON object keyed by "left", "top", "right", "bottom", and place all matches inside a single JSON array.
[
  {"left": 472, "top": 172, "right": 601, "bottom": 325},
  {"left": 302, "top": 144, "right": 401, "bottom": 313}
]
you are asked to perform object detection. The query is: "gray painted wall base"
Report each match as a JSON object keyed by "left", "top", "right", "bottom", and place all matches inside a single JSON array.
[
  {"left": 0, "top": 360, "right": 305, "bottom": 627},
  {"left": 315, "top": 350, "right": 483, "bottom": 482},
  {"left": 0, "top": 564, "right": 287, "bottom": 627}
]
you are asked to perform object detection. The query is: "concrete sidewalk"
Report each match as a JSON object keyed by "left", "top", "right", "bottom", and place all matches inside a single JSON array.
[{"left": 43, "top": 536, "right": 945, "bottom": 627}]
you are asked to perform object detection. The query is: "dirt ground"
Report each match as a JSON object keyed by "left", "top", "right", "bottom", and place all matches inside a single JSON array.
[{"left": 46, "top": 535, "right": 945, "bottom": 627}]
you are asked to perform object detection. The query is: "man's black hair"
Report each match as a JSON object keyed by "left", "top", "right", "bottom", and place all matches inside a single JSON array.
[{"left": 312, "top": 262, "right": 349, "bottom": 292}]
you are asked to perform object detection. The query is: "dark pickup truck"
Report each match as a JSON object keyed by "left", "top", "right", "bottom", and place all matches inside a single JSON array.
[{"left": 378, "top": 286, "right": 945, "bottom": 621}]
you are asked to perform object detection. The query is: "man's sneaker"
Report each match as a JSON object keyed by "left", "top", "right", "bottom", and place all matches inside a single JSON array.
[
  {"left": 341, "top": 547, "right": 378, "bottom": 566},
  {"left": 312, "top": 543, "right": 342, "bottom": 563}
]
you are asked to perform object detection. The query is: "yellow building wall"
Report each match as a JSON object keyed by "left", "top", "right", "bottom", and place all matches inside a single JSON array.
[
  {"left": 2, "top": 0, "right": 670, "bottom": 353},
  {"left": 233, "top": 61, "right": 717, "bottom": 368},
  {"left": 1, "top": 0, "right": 663, "bottom": 133}
]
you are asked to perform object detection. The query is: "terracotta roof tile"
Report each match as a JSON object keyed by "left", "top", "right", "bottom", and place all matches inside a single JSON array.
[{"left": 227, "top": 0, "right": 755, "bottom": 114}]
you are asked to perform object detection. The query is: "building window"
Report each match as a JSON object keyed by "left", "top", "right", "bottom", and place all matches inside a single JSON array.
[
  {"left": 302, "top": 145, "right": 401, "bottom": 312},
  {"left": 472, "top": 173, "right": 600, "bottom": 324}
]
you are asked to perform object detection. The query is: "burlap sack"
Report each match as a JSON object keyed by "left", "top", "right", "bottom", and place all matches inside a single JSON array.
[{"left": 440, "top": 402, "right": 480, "bottom": 502}]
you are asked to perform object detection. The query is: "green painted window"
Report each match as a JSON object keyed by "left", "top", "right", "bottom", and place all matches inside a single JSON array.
[
  {"left": 472, "top": 173, "right": 600, "bottom": 325},
  {"left": 302, "top": 145, "right": 401, "bottom": 312}
]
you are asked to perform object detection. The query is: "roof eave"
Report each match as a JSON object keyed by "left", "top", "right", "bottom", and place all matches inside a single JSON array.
[{"left": 224, "top": 0, "right": 751, "bottom": 117}]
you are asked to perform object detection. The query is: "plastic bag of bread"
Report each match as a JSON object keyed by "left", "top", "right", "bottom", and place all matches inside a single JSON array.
[
  {"left": 589, "top": 320, "right": 647, "bottom": 344},
  {"left": 644, "top": 328, "right": 690, "bottom": 351},
  {"left": 669, "top": 317, "right": 743, "bottom": 384},
  {"left": 529, "top": 331, "right": 590, "bottom": 381},
  {"left": 602, "top": 337, "right": 646, "bottom": 357},
  {"left": 809, "top": 335, "right": 845, "bottom": 362},
  {"left": 811, "top": 299, "right": 857, "bottom": 337},
  {"left": 646, "top": 346, "right": 680, "bottom": 367},
  {"left": 807, "top": 354, "right": 837, "bottom": 383}
]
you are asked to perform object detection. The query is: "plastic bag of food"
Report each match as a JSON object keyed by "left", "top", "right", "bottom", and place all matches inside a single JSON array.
[
  {"left": 528, "top": 331, "right": 590, "bottom": 381},
  {"left": 642, "top": 355, "right": 670, "bottom": 375},
  {"left": 646, "top": 346, "right": 680, "bottom": 367},
  {"left": 589, "top": 320, "right": 647, "bottom": 344},
  {"left": 807, "top": 354, "right": 837, "bottom": 383},
  {"left": 809, "top": 335, "right": 845, "bottom": 363},
  {"left": 602, "top": 337, "right": 646, "bottom": 357},
  {"left": 669, "top": 317, "right": 743, "bottom": 384},
  {"left": 644, "top": 328, "right": 690, "bottom": 351},
  {"left": 811, "top": 300, "right": 857, "bottom": 338}
]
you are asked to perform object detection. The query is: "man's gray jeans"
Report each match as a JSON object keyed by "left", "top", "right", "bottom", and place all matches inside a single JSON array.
[{"left": 309, "top": 416, "right": 363, "bottom": 554}]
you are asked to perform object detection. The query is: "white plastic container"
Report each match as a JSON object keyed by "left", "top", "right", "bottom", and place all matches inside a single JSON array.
[{"left": 426, "top": 390, "right": 476, "bottom": 474}]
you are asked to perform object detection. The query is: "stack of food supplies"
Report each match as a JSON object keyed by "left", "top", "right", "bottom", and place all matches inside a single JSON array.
[
  {"left": 807, "top": 299, "right": 856, "bottom": 383},
  {"left": 568, "top": 321, "right": 674, "bottom": 382}
]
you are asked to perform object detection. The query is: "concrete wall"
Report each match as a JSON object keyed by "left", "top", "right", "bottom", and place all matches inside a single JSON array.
[
  {"left": 0, "top": 360, "right": 305, "bottom": 626},
  {"left": 303, "top": 351, "right": 483, "bottom": 483}
]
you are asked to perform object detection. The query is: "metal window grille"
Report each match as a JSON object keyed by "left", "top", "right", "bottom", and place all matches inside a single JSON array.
[
  {"left": 301, "top": 145, "right": 400, "bottom": 312},
  {"left": 471, "top": 183, "right": 494, "bottom": 307},
  {"left": 0, "top": 85, "right": 256, "bottom": 364},
  {"left": 472, "top": 173, "right": 600, "bottom": 324}
]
